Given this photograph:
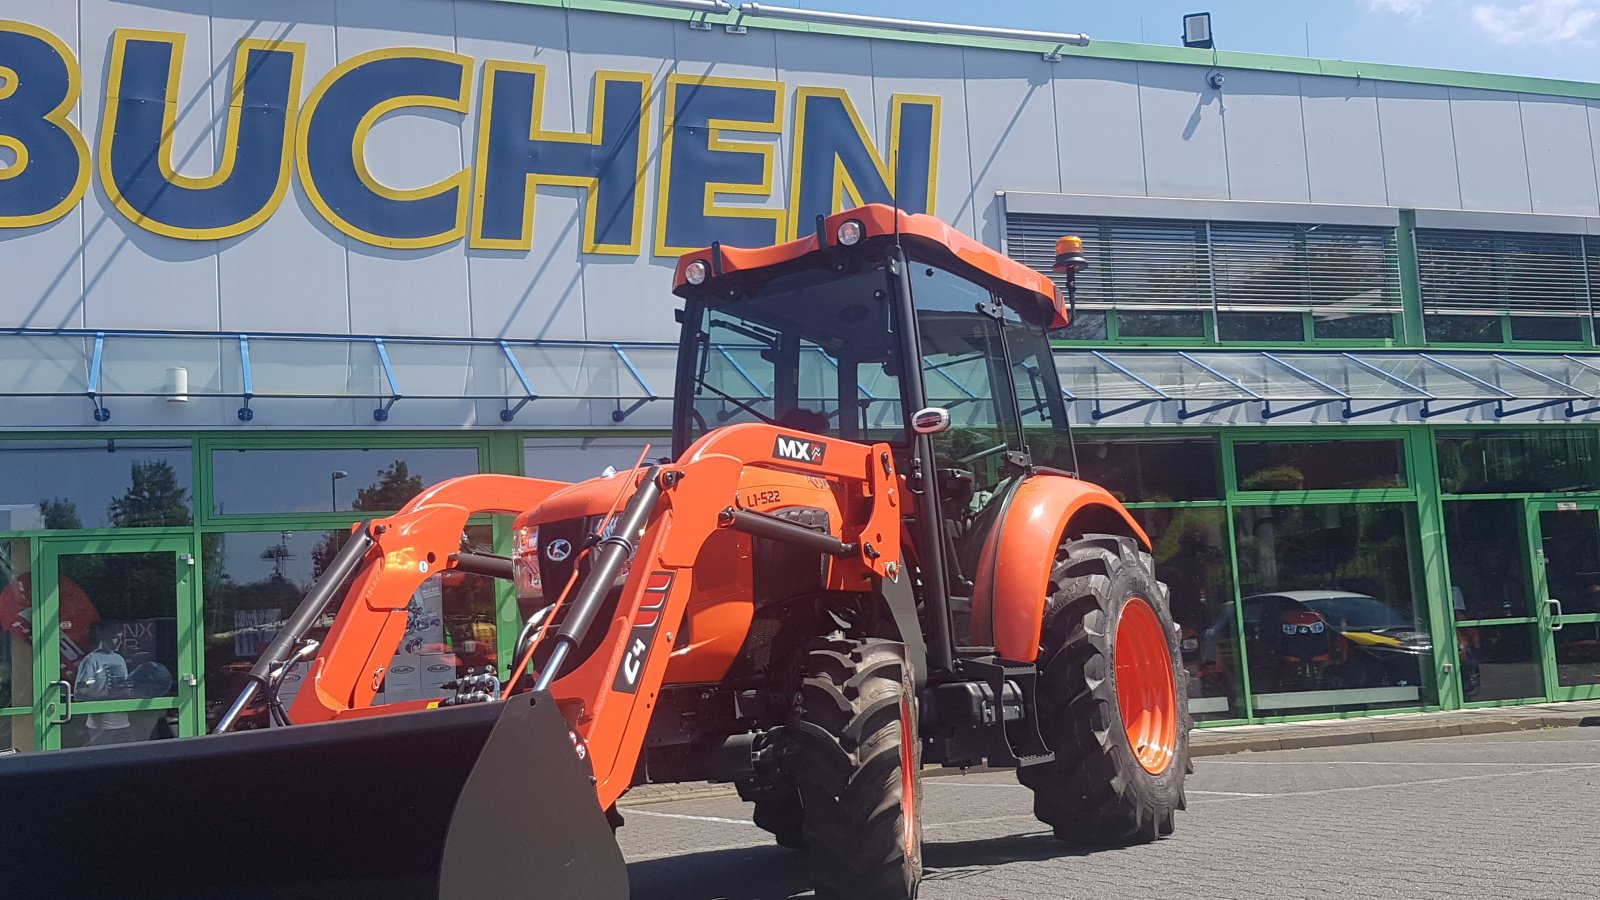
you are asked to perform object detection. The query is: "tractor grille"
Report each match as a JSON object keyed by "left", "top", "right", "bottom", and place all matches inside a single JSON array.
[{"left": 536, "top": 515, "right": 599, "bottom": 597}]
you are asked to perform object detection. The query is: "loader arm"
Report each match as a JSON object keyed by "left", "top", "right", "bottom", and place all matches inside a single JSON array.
[{"left": 288, "top": 474, "right": 570, "bottom": 723}]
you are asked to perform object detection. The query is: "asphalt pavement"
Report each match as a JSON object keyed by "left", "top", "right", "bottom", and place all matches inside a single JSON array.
[{"left": 620, "top": 726, "right": 1600, "bottom": 900}]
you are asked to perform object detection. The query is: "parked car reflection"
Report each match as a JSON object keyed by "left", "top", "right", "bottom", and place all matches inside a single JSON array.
[{"left": 1202, "top": 591, "right": 1467, "bottom": 696}]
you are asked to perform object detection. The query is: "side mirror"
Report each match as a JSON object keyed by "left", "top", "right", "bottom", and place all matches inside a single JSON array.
[{"left": 912, "top": 407, "right": 951, "bottom": 435}]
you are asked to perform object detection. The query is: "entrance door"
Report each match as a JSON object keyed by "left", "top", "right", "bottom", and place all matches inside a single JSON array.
[
  {"left": 1531, "top": 503, "right": 1600, "bottom": 701},
  {"left": 32, "top": 538, "right": 199, "bottom": 750}
]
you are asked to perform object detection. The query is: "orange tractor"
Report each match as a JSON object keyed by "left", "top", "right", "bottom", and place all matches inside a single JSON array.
[{"left": 1, "top": 205, "right": 1187, "bottom": 899}]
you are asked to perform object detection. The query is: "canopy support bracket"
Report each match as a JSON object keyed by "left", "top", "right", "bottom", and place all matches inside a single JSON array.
[
  {"left": 1178, "top": 398, "right": 1246, "bottom": 419},
  {"left": 612, "top": 397, "right": 654, "bottom": 422},
  {"left": 499, "top": 340, "right": 539, "bottom": 423},
  {"left": 1341, "top": 399, "right": 1412, "bottom": 419},
  {"left": 1495, "top": 398, "right": 1570, "bottom": 418},
  {"left": 1090, "top": 398, "right": 1159, "bottom": 420},
  {"left": 1566, "top": 400, "right": 1600, "bottom": 418},
  {"left": 1420, "top": 398, "right": 1496, "bottom": 418},
  {"left": 1259, "top": 399, "right": 1328, "bottom": 420}
]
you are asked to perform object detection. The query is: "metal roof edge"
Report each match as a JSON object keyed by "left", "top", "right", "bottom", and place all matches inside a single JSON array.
[{"left": 476, "top": 0, "right": 1600, "bottom": 102}]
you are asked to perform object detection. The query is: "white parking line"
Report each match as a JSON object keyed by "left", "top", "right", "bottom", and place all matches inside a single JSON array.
[
  {"left": 627, "top": 809, "right": 757, "bottom": 827},
  {"left": 1195, "top": 762, "right": 1600, "bottom": 803},
  {"left": 1201, "top": 760, "right": 1591, "bottom": 766},
  {"left": 1187, "top": 789, "right": 1271, "bottom": 797}
]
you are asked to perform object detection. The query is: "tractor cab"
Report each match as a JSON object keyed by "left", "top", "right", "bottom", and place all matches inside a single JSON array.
[{"left": 671, "top": 204, "right": 1075, "bottom": 653}]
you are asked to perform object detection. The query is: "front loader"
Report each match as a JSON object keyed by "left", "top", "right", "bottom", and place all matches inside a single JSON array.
[{"left": 0, "top": 205, "right": 1188, "bottom": 900}]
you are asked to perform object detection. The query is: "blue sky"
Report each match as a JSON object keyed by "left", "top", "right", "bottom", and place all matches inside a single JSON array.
[{"left": 787, "top": 1, "right": 1600, "bottom": 83}]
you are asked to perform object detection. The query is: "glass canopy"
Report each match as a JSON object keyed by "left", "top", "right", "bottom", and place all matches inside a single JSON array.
[{"left": 7, "top": 330, "right": 1600, "bottom": 426}]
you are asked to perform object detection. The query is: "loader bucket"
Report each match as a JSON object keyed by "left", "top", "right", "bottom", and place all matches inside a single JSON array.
[{"left": 0, "top": 692, "right": 627, "bottom": 899}]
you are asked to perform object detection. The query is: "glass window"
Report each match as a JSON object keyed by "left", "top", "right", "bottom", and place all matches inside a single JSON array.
[
  {"left": 202, "top": 525, "right": 499, "bottom": 730},
  {"left": 1117, "top": 312, "right": 1206, "bottom": 339},
  {"left": 1217, "top": 312, "right": 1302, "bottom": 342},
  {"left": 524, "top": 436, "right": 660, "bottom": 482},
  {"left": 1426, "top": 314, "right": 1501, "bottom": 344},
  {"left": 1313, "top": 313, "right": 1395, "bottom": 340},
  {"left": 1049, "top": 310, "right": 1107, "bottom": 341},
  {"left": 1, "top": 538, "right": 31, "bottom": 711},
  {"left": 0, "top": 440, "right": 193, "bottom": 530},
  {"left": 1132, "top": 507, "right": 1241, "bottom": 722},
  {"left": 1074, "top": 436, "right": 1221, "bottom": 503},
  {"left": 1443, "top": 500, "right": 1532, "bottom": 619},
  {"left": 210, "top": 447, "right": 479, "bottom": 516},
  {"left": 1231, "top": 503, "right": 1429, "bottom": 715},
  {"left": 1456, "top": 625, "right": 1543, "bottom": 703},
  {"left": 1234, "top": 440, "right": 1406, "bottom": 491},
  {"left": 1436, "top": 430, "right": 1599, "bottom": 495},
  {"left": 1509, "top": 316, "right": 1582, "bottom": 342},
  {"left": 681, "top": 263, "right": 905, "bottom": 445}
]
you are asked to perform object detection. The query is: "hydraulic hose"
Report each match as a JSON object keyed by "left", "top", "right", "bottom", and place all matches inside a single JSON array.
[{"left": 534, "top": 467, "right": 663, "bottom": 691}]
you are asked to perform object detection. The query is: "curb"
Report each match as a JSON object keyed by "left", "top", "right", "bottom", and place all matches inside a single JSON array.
[{"left": 618, "top": 711, "right": 1596, "bottom": 807}]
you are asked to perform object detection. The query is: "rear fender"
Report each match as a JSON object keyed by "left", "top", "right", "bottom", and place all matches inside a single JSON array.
[{"left": 969, "top": 474, "right": 1149, "bottom": 662}]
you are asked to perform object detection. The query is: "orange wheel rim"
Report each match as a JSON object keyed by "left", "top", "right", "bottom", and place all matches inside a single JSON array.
[
  {"left": 898, "top": 694, "right": 918, "bottom": 859},
  {"left": 1114, "top": 597, "right": 1178, "bottom": 775}
]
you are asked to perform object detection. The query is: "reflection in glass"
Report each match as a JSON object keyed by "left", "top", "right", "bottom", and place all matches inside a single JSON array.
[
  {"left": 525, "top": 437, "right": 659, "bottom": 483},
  {"left": 203, "top": 526, "right": 499, "bottom": 729},
  {"left": 1216, "top": 312, "right": 1301, "bottom": 342},
  {"left": 0, "top": 714, "right": 30, "bottom": 752},
  {"left": 0, "top": 538, "right": 31, "bottom": 710},
  {"left": 211, "top": 447, "right": 479, "bottom": 515},
  {"left": 59, "top": 710, "right": 177, "bottom": 748},
  {"left": 1234, "top": 440, "right": 1405, "bottom": 491},
  {"left": 58, "top": 553, "right": 179, "bottom": 698},
  {"left": 1509, "top": 316, "right": 1581, "bottom": 342},
  {"left": 1437, "top": 430, "right": 1599, "bottom": 495},
  {"left": 1049, "top": 310, "right": 1107, "bottom": 341},
  {"left": 1554, "top": 621, "right": 1600, "bottom": 689},
  {"left": 1117, "top": 312, "right": 1206, "bottom": 338},
  {"left": 1230, "top": 504, "right": 1429, "bottom": 715},
  {"left": 1443, "top": 500, "right": 1532, "bottom": 619},
  {"left": 1313, "top": 313, "right": 1395, "bottom": 340},
  {"left": 1425, "top": 314, "right": 1501, "bottom": 344},
  {"left": 0, "top": 440, "right": 192, "bottom": 529},
  {"left": 1456, "top": 625, "right": 1541, "bottom": 701},
  {"left": 1133, "top": 507, "right": 1241, "bottom": 721},
  {"left": 1074, "top": 437, "right": 1221, "bottom": 503}
]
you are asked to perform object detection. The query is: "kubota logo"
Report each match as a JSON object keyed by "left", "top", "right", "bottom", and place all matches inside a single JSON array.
[
  {"left": 545, "top": 539, "right": 572, "bottom": 562},
  {"left": 773, "top": 435, "right": 827, "bottom": 464}
]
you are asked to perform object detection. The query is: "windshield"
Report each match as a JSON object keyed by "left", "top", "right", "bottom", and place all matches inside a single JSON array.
[
  {"left": 1301, "top": 595, "right": 1414, "bottom": 630},
  {"left": 677, "top": 264, "right": 906, "bottom": 448}
]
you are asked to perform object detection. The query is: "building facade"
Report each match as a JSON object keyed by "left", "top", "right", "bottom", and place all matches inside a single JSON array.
[{"left": 3, "top": 0, "right": 1600, "bottom": 751}]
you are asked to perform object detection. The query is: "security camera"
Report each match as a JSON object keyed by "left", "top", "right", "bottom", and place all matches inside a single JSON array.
[{"left": 1207, "top": 71, "right": 1225, "bottom": 90}]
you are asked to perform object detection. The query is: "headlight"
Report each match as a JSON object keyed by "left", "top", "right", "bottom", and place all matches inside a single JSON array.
[
  {"left": 836, "top": 219, "right": 864, "bottom": 246},
  {"left": 513, "top": 525, "right": 541, "bottom": 602},
  {"left": 684, "top": 259, "right": 708, "bottom": 285}
]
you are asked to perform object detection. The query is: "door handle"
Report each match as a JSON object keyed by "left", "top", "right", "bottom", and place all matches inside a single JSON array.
[
  {"left": 1549, "top": 597, "right": 1564, "bottom": 631},
  {"left": 46, "top": 680, "right": 73, "bottom": 724}
]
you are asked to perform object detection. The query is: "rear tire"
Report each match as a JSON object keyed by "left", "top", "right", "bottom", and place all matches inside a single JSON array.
[
  {"left": 1018, "top": 534, "right": 1190, "bottom": 846},
  {"left": 789, "top": 638, "right": 921, "bottom": 900}
]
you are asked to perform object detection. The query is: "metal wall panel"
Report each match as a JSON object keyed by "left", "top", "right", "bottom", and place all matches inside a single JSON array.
[
  {"left": 210, "top": 0, "right": 348, "bottom": 334},
  {"left": 962, "top": 47, "right": 1062, "bottom": 249},
  {"left": 1299, "top": 74, "right": 1388, "bottom": 207},
  {"left": 1052, "top": 57, "right": 1146, "bottom": 199},
  {"left": 1449, "top": 87, "right": 1532, "bottom": 213},
  {"left": 1375, "top": 80, "right": 1462, "bottom": 209},
  {"left": 458, "top": 0, "right": 589, "bottom": 341},
  {"left": 1136, "top": 62, "right": 1229, "bottom": 201},
  {"left": 570, "top": 10, "right": 679, "bottom": 343},
  {"left": 0, "top": 1, "right": 82, "bottom": 328},
  {"left": 78, "top": 0, "right": 221, "bottom": 331},
  {"left": 868, "top": 38, "right": 978, "bottom": 236},
  {"left": 1217, "top": 68, "right": 1310, "bottom": 203},
  {"left": 1520, "top": 95, "right": 1600, "bottom": 217}
]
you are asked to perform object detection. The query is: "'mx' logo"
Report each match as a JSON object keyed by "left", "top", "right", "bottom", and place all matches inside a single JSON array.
[{"left": 772, "top": 435, "right": 827, "bottom": 464}]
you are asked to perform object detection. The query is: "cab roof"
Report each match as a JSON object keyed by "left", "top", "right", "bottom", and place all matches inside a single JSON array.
[{"left": 670, "top": 204, "right": 1068, "bottom": 329}]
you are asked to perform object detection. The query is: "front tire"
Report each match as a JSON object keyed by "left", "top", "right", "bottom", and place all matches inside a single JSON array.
[
  {"left": 1018, "top": 534, "right": 1190, "bottom": 845},
  {"left": 789, "top": 638, "right": 921, "bottom": 900}
]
